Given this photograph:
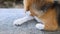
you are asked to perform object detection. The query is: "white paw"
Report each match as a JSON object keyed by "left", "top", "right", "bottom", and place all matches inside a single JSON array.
[
  {"left": 13, "top": 15, "right": 34, "bottom": 25},
  {"left": 13, "top": 18, "right": 27, "bottom": 25},
  {"left": 36, "top": 23, "right": 44, "bottom": 30}
]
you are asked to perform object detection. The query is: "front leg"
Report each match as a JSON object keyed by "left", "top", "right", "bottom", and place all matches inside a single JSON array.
[
  {"left": 23, "top": 0, "right": 31, "bottom": 11},
  {"left": 13, "top": 11, "right": 34, "bottom": 25},
  {"left": 13, "top": 15, "right": 34, "bottom": 25},
  {"left": 34, "top": 16, "right": 45, "bottom": 30}
]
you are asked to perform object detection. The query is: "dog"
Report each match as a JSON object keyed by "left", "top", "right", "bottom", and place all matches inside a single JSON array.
[{"left": 13, "top": 0, "right": 60, "bottom": 31}]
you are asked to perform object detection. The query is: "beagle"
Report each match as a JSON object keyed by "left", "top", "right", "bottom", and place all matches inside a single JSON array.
[{"left": 13, "top": 0, "right": 60, "bottom": 31}]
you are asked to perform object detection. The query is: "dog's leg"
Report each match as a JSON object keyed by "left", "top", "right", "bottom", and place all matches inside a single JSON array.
[
  {"left": 36, "top": 22, "right": 58, "bottom": 31},
  {"left": 13, "top": 11, "right": 34, "bottom": 25},
  {"left": 35, "top": 17, "right": 58, "bottom": 31},
  {"left": 13, "top": 15, "right": 34, "bottom": 25},
  {"left": 23, "top": 0, "right": 32, "bottom": 11},
  {"left": 34, "top": 16, "right": 45, "bottom": 30},
  {"left": 35, "top": 8, "right": 58, "bottom": 31}
]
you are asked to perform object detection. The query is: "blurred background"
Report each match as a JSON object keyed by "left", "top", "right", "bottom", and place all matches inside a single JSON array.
[{"left": 0, "top": 0, "right": 23, "bottom": 8}]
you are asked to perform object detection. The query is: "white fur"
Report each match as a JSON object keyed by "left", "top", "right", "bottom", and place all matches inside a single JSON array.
[
  {"left": 13, "top": 15, "right": 34, "bottom": 25},
  {"left": 13, "top": 10, "right": 45, "bottom": 30},
  {"left": 34, "top": 16, "right": 42, "bottom": 22},
  {"left": 34, "top": 16, "right": 45, "bottom": 30},
  {"left": 36, "top": 23, "right": 45, "bottom": 30},
  {"left": 13, "top": 11, "right": 34, "bottom": 25}
]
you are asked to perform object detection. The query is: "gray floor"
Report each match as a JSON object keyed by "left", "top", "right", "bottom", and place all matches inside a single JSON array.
[{"left": 0, "top": 8, "right": 60, "bottom": 34}]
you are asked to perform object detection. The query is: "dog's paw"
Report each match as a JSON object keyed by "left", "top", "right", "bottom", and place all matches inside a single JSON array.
[
  {"left": 13, "top": 15, "right": 34, "bottom": 26},
  {"left": 36, "top": 23, "right": 45, "bottom": 30},
  {"left": 13, "top": 18, "right": 27, "bottom": 26}
]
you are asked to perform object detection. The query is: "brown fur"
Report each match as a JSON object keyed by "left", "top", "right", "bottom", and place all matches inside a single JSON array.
[{"left": 23, "top": 0, "right": 58, "bottom": 31}]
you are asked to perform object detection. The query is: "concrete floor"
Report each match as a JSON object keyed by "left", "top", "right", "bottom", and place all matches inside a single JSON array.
[{"left": 0, "top": 9, "right": 60, "bottom": 34}]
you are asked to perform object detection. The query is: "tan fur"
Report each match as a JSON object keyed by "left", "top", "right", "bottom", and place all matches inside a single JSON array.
[
  {"left": 23, "top": 0, "right": 58, "bottom": 31},
  {"left": 40, "top": 8, "right": 58, "bottom": 31}
]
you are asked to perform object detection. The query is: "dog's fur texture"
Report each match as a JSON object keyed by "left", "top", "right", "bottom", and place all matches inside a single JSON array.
[{"left": 23, "top": 0, "right": 60, "bottom": 31}]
